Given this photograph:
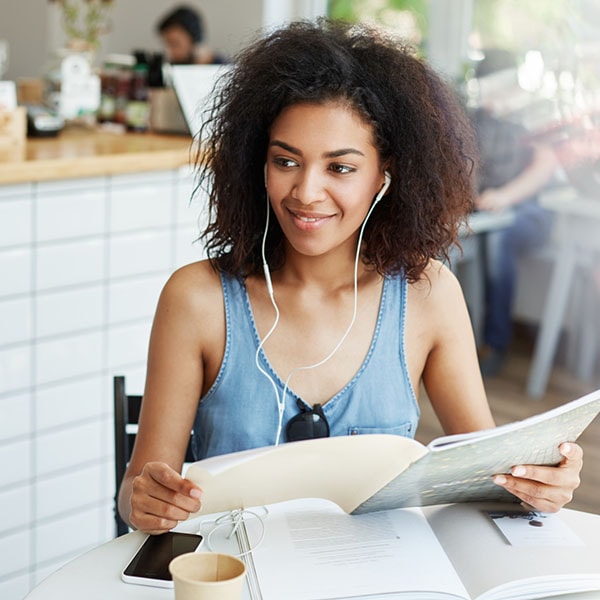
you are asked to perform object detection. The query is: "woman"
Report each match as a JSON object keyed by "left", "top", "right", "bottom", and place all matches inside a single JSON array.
[
  {"left": 119, "top": 19, "right": 582, "bottom": 535},
  {"left": 156, "top": 5, "right": 227, "bottom": 65}
]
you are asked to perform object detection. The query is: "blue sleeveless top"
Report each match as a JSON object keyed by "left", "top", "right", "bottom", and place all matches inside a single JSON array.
[{"left": 191, "top": 272, "right": 419, "bottom": 460}]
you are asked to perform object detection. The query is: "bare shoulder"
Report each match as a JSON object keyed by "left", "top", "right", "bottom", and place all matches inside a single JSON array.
[
  {"left": 408, "top": 259, "right": 463, "bottom": 309},
  {"left": 405, "top": 259, "right": 470, "bottom": 360},
  {"left": 406, "top": 260, "right": 491, "bottom": 433},
  {"left": 154, "top": 259, "right": 226, "bottom": 348},
  {"left": 160, "top": 260, "right": 223, "bottom": 314},
  {"left": 149, "top": 259, "right": 226, "bottom": 391}
]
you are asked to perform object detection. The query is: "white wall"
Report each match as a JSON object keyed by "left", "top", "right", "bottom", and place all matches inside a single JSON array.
[
  {"left": 262, "top": 0, "right": 327, "bottom": 28},
  {"left": 0, "top": 0, "right": 264, "bottom": 80},
  {"left": 426, "top": 0, "right": 473, "bottom": 80},
  {"left": 0, "top": 0, "right": 330, "bottom": 81},
  {"left": 0, "top": 167, "right": 206, "bottom": 600},
  {"left": 0, "top": 0, "right": 48, "bottom": 80}
]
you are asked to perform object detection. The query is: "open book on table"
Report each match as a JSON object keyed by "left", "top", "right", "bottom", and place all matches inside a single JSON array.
[
  {"left": 186, "top": 497, "right": 600, "bottom": 600},
  {"left": 185, "top": 388, "right": 600, "bottom": 517}
]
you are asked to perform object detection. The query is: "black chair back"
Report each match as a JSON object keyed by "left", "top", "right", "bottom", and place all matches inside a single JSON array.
[{"left": 113, "top": 375, "right": 195, "bottom": 537}]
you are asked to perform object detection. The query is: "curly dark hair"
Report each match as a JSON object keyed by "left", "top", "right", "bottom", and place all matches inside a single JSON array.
[{"left": 195, "top": 18, "right": 477, "bottom": 282}]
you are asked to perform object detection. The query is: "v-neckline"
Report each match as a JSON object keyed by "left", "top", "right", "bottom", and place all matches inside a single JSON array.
[{"left": 239, "top": 275, "right": 388, "bottom": 409}]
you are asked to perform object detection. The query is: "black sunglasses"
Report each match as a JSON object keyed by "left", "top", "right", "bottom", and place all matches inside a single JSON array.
[{"left": 285, "top": 398, "right": 330, "bottom": 442}]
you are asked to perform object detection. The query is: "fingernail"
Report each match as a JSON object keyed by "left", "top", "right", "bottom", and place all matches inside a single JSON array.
[
  {"left": 494, "top": 475, "right": 507, "bottom": 485},
  {"left": 190, "top": 488, "right": 202, "bottom": 500},
  {"left": 513, "top": 466, "right": 526, "bottom": 477},
  {"left": 562, "top": 442, "right": 572, "bottom": 455}
]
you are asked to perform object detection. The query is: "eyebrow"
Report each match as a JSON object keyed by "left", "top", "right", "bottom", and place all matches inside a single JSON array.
[{"left": 269, "top": 140, "right": 365, "bottom": 158}]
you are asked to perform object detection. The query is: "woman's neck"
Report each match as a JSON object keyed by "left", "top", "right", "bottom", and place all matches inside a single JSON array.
[{"left": 274, "top": 240, "right": 375, "bottom": 293}]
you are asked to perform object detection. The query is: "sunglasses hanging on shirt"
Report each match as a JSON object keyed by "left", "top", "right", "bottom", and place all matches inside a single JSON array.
[{"left": 285, "top": 398, "right": 330, "bottom": 442}]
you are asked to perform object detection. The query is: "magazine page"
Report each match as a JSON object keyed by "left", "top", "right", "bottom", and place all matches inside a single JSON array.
[
  {"left": 185, "top": 434, "right": 427, "bottom": 517},
  {"left": 423, "top": 503, "right": 600, "bottom": 600},
  {"left": 245, "top": 498, "right": 470, "bottom": 600},
  {"left": 354, "top": 390, "right": 600, "bottom": 513},
  {"left": 427, "top": 389, "right": 600, "bottom": 451}
]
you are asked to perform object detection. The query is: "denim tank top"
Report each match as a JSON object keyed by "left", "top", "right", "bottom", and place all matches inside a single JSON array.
[{"left": 191, "top": 272, "right": 419, "bottom": 460}]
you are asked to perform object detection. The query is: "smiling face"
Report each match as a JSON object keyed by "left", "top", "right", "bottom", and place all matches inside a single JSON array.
[{"left": 265, "top": 101, "right": 387, "bottom": 261}]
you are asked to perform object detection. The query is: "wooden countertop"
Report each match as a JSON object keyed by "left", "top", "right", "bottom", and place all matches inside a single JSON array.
[{"left": 0, "top": 127, "right": 195, "bottom": 185}]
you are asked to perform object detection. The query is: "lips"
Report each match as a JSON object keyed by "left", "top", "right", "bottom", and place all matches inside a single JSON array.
[
  {"left": 296, "top": 215, "right": 322, "bottom": 223},
  {"left": 287, "top": 208, "right": 334, "bottom": 231}
]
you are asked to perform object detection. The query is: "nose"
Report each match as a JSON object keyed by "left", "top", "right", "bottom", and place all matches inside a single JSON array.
[{"left": 292, "top": 167, "right": 327, "bottom": 205}]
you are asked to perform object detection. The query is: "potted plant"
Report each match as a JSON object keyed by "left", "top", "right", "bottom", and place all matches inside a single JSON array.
[{"left": 48, "top": 0, "right": 114, "bottom": 53}]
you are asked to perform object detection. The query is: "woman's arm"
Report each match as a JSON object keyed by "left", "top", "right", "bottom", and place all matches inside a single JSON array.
[
  {"left": 408, "top": 261, "right": 494, "bottom": 434},
  {"left": 117, "top": 261, "right": 224, "bottom": 534},
  {"left": 409, "top": 262, "right": 582, "bottom": 512}
]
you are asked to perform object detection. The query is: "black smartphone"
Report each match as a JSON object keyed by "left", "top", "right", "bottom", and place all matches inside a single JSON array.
[{"left": 121, "top": 531, "right": 204, "bottom": 588}]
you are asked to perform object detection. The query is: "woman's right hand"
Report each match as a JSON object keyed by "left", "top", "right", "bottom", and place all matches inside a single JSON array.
[{"left": 129, "top": 461, "right": 203, "bottom": 534}]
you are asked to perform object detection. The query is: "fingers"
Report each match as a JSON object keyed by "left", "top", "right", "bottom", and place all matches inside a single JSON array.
[
  {"left": 493, "top": 472, "right": 573, "bottom": 513},
  {"left": 493, "top": 443, "right": 583, "bottom": 513},
  {"left": 130, "top": 462, "right": 203, "bottom": 534},
  {"left": 559, "top": 441, "right": 583, "bottom": 465},
  {"left": 151, "top": 462, "right": 204, "bottom": 502}
]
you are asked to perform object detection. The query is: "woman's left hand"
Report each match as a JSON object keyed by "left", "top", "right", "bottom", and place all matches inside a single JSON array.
[{"left": 493, "top": 442, "right": 583, "bottom": 512}]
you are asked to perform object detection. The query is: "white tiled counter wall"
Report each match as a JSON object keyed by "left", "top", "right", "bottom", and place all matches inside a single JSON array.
[{"left": 0, "top": 167, "right": 207, "bottom": 599}]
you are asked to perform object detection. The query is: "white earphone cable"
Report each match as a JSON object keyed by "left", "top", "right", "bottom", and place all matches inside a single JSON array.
[
  {"left": 254, "top": 199, "right": 284, "bottom": 442},
  {"left": 256, "top": 172, "right": 389, "bottom": 445}
]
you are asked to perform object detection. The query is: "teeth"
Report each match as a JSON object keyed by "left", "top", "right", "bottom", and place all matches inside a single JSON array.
[{"left": 296, "top": 215, "right": 320, "bottom": 222}]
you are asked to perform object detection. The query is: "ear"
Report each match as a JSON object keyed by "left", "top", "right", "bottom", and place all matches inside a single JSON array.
[
  {"left": 374, "top": 171, "right": 391, "bottom": 204},
  {"left": 383, "top": 171, "right": 391, "bottom": 189}
]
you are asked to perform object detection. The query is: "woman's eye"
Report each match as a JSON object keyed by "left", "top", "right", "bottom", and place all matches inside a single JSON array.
[
  {"left": 329, "top": 163, "right": 355, "bottom": 174},
  {"left": 273, "top": 157, "right": 298, "bottom": 168}
]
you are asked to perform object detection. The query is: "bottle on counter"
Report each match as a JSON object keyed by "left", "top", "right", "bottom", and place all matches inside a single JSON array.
[
  {"left": 100, "top": 53, "right": 136, "bottom": 127},
  {"left": 113, "top": 65, "right": 132, "bottom": 126},
  {"left": 125, "top": 63, "right": 150, "bottom": 132},
  {"left": 147, "top": 52, "right": 164, "bottom": 88},
  {"left": 98, "top": 61, "right": 118, "bottom": 123}
]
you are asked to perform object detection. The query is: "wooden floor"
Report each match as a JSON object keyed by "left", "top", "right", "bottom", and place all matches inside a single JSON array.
[{"left": 415, "top": 327, "right": 600, "bottom": 515}]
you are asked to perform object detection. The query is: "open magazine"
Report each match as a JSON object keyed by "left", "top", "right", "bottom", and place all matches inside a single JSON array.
[
  {"left": 187, "top": 498, "right": 600, "bottom": 600},
  {"left": 185, "top": 389, "right": 600, "bottom": 517}
]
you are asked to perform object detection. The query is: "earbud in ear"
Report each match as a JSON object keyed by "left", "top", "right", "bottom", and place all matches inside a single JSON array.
[
  {"left": 264, "top": 163, "right": 268, "bottom": 188},
  {"left": 374, "top": 171, "right": 391, "bottom": 204}
]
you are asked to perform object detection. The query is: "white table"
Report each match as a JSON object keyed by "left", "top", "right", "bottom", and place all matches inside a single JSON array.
[
  {"left": 526, "top": 187, "right": 600, "bottom": 397},
  {"left": 25, "top": 504, "right": 600, "bottom": 600},
  {"left": 24, "top": 513, "right": 249, "bottom": 600}
]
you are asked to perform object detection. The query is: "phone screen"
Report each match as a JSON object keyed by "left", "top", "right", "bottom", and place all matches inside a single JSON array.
[{"left": 123, "top": 531, "right": 203, "bottom": 583}]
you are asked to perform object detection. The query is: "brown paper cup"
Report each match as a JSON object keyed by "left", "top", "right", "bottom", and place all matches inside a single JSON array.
[{"left": 169, "top": 552, "right": 246, "bottom": 600}]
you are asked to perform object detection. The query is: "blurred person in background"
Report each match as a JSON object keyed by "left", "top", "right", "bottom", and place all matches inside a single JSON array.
[
  {"left": 157, "top": 4, "right": 227, "bottom": 65},
  {"left": 473, "top": 49, "right": 559, "bottom": 377}
]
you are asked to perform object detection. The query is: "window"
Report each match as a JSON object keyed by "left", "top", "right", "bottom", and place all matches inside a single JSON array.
[{"left": 328, "top": 0, "right": 428, "bottom": 49}]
